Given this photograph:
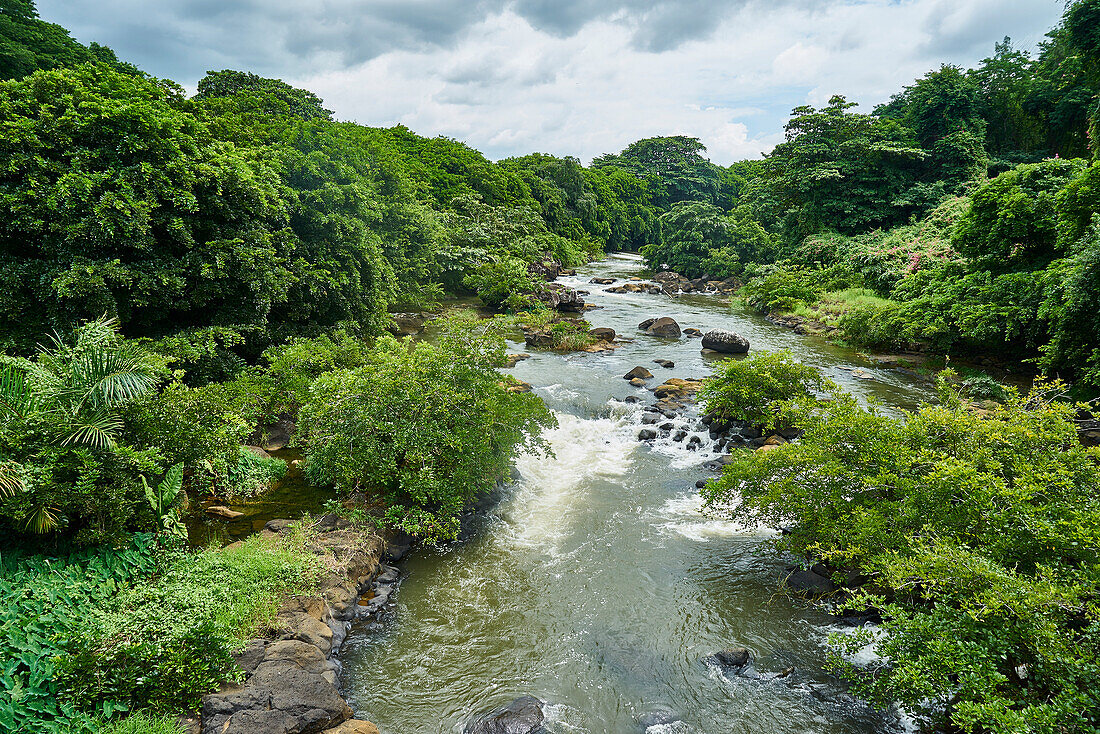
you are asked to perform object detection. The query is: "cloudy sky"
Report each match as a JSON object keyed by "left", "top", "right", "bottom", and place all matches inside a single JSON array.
[{"left": 41, "top": 0, "right": 1064, "bottom": 164}]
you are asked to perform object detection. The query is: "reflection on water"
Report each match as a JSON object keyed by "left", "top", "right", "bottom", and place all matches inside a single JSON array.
[{"left": 340, "top": 254, "right": 931, "bottom": 733}]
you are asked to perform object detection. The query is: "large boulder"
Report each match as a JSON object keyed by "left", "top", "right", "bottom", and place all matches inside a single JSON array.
[
  {"left": 464, "top": 696, "right": 546, "bottom": 734},
  {"left": 539, "top": 284, "right": 585, "bottom": 312},
  {"left": 701, "top": 329, "right": 749, "bottom": 353},
  {"left": 639, "top": 317, "right": 681, "bottom": 338},
  {"left": 386, "top": 312, "right": 425, "bottom": 337},
  {"left": 589, "top": 327, "right": 616, "bottom": 342}
]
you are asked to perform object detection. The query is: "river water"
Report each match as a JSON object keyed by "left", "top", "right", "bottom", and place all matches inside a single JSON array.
[{"left": 340, "top": 254, "right": 935, "bottom": 734}]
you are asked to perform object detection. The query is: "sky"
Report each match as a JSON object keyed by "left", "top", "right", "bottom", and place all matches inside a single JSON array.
[{"left": 40, "top": 0, "right": 1065, "bottom": 165}]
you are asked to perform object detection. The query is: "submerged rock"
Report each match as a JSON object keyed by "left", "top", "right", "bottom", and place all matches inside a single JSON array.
[
  {"left": 653, "top": 359, "right": 675, "bottom": 369},
  {"left": 464, "top": 696, "right": 546, "bottom": 734},
  {"left": 701, "top": 329, "right": 750, "bottom": 354},
  {"left": 709, "top": 646, "right": 752, "bottom": 670},
  {"left": 206, "top": 505, "right": 244, "bottom": 520}
]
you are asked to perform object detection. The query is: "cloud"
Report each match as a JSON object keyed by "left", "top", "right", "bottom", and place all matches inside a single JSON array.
[{"left": 40, "top": 0, "right": 1065, "bottom": 164}]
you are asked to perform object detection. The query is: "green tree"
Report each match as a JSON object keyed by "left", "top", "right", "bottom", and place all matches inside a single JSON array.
[
  {"left": 0, "top": 64, "right": 293, "bottom": 349},
  {"left": 299, "top": 314, "right": 555, "bottom": 540},
  {"left": 195, "top": 70, "right": 333, "bottom": 121},
  {"left": 594, "top": 135, "right": 721, "bottom": 208},
  {"left": 703, "top": 380, "right": 1100, "bottom": 733}
]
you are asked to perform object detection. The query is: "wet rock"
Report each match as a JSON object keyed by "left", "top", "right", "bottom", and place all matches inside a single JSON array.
[
  {"left": 464, "top": 696, "right": 545, "bottom": 734},
  {"left": 505, "top": 380, "right": 532, "bottom": 393},
  {"left": 539, "top": 283, "right": 585, "bottom": 312},
  {"left": 387, "top": 312, "right": 425, "bottom": 337},
  {"left": 673, "top": 430, "right": 687, "bottom": 442},
  {"left": 641, "top": 413, "right": 660, "bottom": 425},
  {"left": 504, "top": 353, "right": 530, "bottom": 368},
  {"left": 686, "top": 436, "right": 702, "bottom": 450},
  {"left": 207, "top": 505, "right": 244, "bottom": 520},
  {"left": 710, "top": 646, "right": 752, "bottom": 670},
  {"left": 623, "top": 396, "right": 642, "bottom": 404},
  {"left": 638, "top": 428, "right": 657, "bottom": 441},
  {"left": 589, "top": 327, "right": 616, "bottom": 342},
  {"left": 641, "top": 317, "right": 681, "bottom": 338},
  {"left": 624, "top": 366, "right": 654, "bottom": 380},
  {"left": 590, "top": 277, "right": 616, "bottom": 285},
  {"left": 683, "top": 328, "right": 703, "bottom": 337},
  {"left": 785, "top": 568, "right": 836, "bottom": 595},
  {"left": 695, "top": 479, "right": 708, "bottom": 489},
  {"left": 701, "top": 329, "right": 750, "bottom": 354},
  {"left": 629, "top": 378, "right": 647, "bottom": 387},
  {"left": 653, "top": 359, "right": 675, "bottom": 369},
  {"left": 659, "top": 422, "right": 675, "bottom": 431},
  {"left": 261, "top": 419, "right": 296, "bottom": 452},
  {"left": 325, "top": 722, "right": 381, "bottom": 734}
]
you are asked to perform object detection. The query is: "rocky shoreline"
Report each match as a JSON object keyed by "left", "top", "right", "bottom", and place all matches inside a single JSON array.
[{"left": 197, "top": 517, "right": 409, "bottom": 734}]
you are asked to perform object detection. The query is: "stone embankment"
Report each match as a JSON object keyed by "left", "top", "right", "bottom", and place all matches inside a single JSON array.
[{"left": 199, "top": 517, "right": 409, "bottom": 734}]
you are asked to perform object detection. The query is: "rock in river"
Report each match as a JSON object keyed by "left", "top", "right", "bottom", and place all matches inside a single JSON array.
[
  {"left": 701, "top": 329, "right": 749, "bottom": 353},
  {"left": 709, "top": 646, "right": 752, "bottom": 670},
  {"left": 464, "top": 696, "right": 546, "bottom": 734},
  {"left": 638, "top": 317, "right": 681, "bottom": 338},
  {"left": 624, "top": 366, "right": 653, "bottom": 380},
  {"left": 589, "top": 327, "right": 616, "bottom": 342}
]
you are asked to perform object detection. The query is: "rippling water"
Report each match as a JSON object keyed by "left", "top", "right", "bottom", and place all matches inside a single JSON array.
[{"left": 340, "top": 254, "right": 933, "bottom": 733}]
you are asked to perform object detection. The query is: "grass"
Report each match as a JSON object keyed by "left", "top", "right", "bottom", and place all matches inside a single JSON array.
[
  {"left": 789, "top": 288, "right": 897, "bottom": 327},
  {"left": 99, "top": 713, "right": 185, "bottom": 734}
]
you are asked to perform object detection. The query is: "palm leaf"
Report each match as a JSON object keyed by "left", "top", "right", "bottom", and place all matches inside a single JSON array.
[
  {"left": 0, "top": 462, "right": 25, "bottom": 499},
  {"left": 24, "top": 504, "right": 60, "bottom": 534},
  {"left": 61, "top": 410, "right": 123, "bottom": 450}
]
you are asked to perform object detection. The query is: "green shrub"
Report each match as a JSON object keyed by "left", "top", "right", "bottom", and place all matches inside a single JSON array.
[
  {"left": 59, "top": 533, "right": 322, "bottom": 714},
  {"left": 699, "top": 350, "right": 833, "bottom": 428},
  {"left": 299, "top": 315, "right": 555, "bottom": 540},
  {"left": 462, "top": 256, "right": 543, "bottom": 311},
  {"left": 703, "top": 380, "right": 1100, "bottom": 733},
  {"left": 225, "top": 449, "right": 287, "bottom": 498},
  {"left": 0, "top": 535, "right": 162, "bottom": 733}
]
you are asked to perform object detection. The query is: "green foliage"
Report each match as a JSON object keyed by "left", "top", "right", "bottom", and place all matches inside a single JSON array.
[
  {"left": 954, "top": 158, "right": 1088, "bottom": 269},
  {"left": 59, "top": 532, "right": 322, "bottom": 715},
  {"left": 0, "top": 534, "right": 161, "bottom": 733},
  {"left": 0, "top": 64, "right": 292, "bottom": 348},
  {"left": 593, "top": 135, "right": 720, "bottom": 208},
  {"left": 0, "top": 0, "right": 139, "bottom": 81},
  {"left": 704, "top": 381, "right": 1100, "bottom": 733},
  {"left": 225, "top": 449, "right": 286, "bottom": 499},
  {"left": 0, "top": 318, "right": 162, "bottom": 540},
  {"left": 299, "top": 315, "right": 555, "bottom": 540},
  {"left": 125, "top": 372, "right": 273, "bottom": 494},
  {"left": 763, "top": 95, "right": 928, "bottom": 241},
  {"left": 141, "top": 464, "right": 185, "bottom": 538},
  {"left": 463, "top": 256, "right": 543, "bottom": 311},
  {"left": 699, "top": 350, "right": 831, "bottom": 428},
  {"left": 641, "top": 201, "right": 772, "bottom": 278},
  {"left": 195, "top": 70, "right": 332, "bottom": 121}
]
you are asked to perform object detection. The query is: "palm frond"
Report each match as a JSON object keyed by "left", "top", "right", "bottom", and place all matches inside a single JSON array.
[
  {"left": 0, "top": 364, "right": 35, "bottom": 419},
  {"left": 61, "top": 410, "right": 123, "bottom": 450},
  {"left": 24, "top": 503, "right": 60, "bottom": 534},
  {"left": 0, "top": 462, "right": 25, "bottom": 499}
]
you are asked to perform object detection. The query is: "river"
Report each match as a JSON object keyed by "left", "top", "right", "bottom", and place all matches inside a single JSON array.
[{"left": 339, "top": 253, "right": 935, "bottom": 734}]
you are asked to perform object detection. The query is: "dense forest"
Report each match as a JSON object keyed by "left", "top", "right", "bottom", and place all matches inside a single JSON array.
[{"left": 2, "top": 0, "right": 1100, "bottom": 732}]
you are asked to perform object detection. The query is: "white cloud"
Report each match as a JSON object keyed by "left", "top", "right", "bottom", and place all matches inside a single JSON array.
[{"left": 44, "top": 0, "right": 1065, "bottom": 165}]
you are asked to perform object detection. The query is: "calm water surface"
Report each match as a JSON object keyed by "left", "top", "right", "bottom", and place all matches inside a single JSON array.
[{"left": 340, "top": 254, "right": 933, "bottom": 734}]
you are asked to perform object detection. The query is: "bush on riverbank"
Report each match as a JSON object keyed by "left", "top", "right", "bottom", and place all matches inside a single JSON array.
[
  {"left": 699, "top": 350, "right": 832, "bottom": 428},
  {"left": 0, "top": 529, "right": 323, "bottom": 732},
  {"left": 300, "top": 312, "right": 556, "bottom": 540},
  {"left": 703, "top": 376, "right": 1100, "bottom": 733}
]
